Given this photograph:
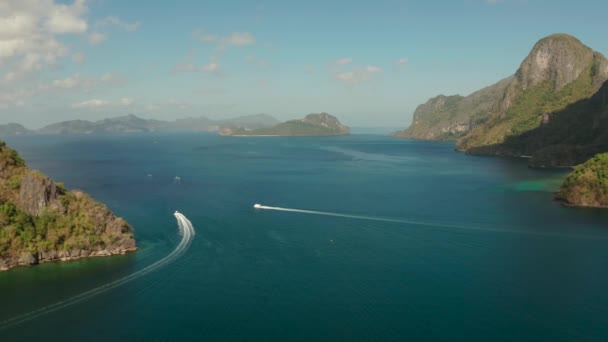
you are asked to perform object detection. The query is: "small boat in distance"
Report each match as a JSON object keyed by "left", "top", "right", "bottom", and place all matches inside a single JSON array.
[
  {"left": 174, "top": 210, "right": 180, "bottom": 214},
  {"left": 253, "top": 204, "right": 262, "bottom": 209}
]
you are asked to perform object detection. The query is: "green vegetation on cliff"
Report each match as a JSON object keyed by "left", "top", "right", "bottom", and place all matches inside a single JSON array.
[
  {"left": 391, "top": 76, "right": 512, "bottom": 140},
  {"left": 456, "top": 34, "right": 608, "bottom": 162},
  {"left": 0, "top": 141, "right": 136, "bottom": 270},
  {"left": 219, "top": 113, "right": 350, "bottom": 136},
  {"left": 557, "top": 153, "right": 608, "bottom": 207}
]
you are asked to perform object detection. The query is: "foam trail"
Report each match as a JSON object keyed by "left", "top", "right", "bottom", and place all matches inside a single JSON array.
[
  {"left": 0, "top": 212, "right": 195, "bottom": 331},
  {"left": 254, "top": 204, "right": 608, "bottom": 240}
]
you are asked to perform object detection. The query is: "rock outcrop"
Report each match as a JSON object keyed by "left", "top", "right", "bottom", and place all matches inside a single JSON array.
[
  {"left": 394, "top": 33, "right": 608, "bottom": 168},
  {"left": 391, "top": 77, "right": 512, "bottom": 140},
  {"left": 556, "top": 152, "right": 608, "bottom": 207},
  {"left": 0, "top": 141, "right": 136, "bottom": 271},
  {"left": 456, "top": 34, "right": 608, "bottom": 159}
]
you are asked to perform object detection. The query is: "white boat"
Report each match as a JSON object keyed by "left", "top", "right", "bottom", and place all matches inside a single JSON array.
[
  {"left": 174, "top": 210, "right": 180, "bottom": 214},
  {"left": 253, "top": 204, "right": 262, "bottom": 208}
]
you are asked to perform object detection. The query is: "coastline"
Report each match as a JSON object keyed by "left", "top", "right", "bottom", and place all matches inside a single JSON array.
[{"left": 0, "top": 246, "right": 138, "bottom": 272}]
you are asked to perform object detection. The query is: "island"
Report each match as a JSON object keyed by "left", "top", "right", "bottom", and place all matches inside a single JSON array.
[
  {"left": 556, "top": 153, "right": 608, "bottom": 208},
  {"left": 218, "top": 113, "right": 350, "bottom": 136},
  {"left": 0, "top": 141, "right": 136, "bottom": 271},
  {"left": 392, "top": 34, "right": 608, "bottom": 168},
  {"left": 391, "top": 33, "right": 608, "bottom": 208}
]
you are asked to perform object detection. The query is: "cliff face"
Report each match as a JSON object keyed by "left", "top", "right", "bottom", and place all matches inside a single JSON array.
[
  {"left": 220, "top": 113, "right": 350, "bottom": 136},
  {"left": 456, "top": 34, "right": 608, "bottom": 161},
  {"left": 0, "top": 141, "right": 136, "bottom": 271},
  {"left": 394, "top": 34, "right": 608, "bottom": 168},
  {"left": 391, "top": 77, "right": 512, "bottom": 140}
]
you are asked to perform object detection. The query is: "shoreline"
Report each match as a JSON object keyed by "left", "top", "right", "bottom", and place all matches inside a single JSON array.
[{"left": 0, "top": 247, "right": 138, "bottom": 272}]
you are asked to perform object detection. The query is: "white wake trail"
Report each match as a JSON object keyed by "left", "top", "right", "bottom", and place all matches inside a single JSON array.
[
  {"left": 0, "top": 212, "right": 195, "bottom": 331},
  {"left": 254, "top": 204, "right": 608, "bottom": 240}
]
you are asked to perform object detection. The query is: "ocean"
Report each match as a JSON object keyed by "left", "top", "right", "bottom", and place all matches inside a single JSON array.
[{"left": 1, "top": 133, "right": 608, "bottom": 341}]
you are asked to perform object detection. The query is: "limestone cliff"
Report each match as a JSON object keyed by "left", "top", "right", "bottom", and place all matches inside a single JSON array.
[
  {"left": 0, "top": 141, "right": 136, "bottom": 271},
  {"left": 391, "top": 77, "right": 512, "bottom": 140},
  {"left": 456, "top": 34, "right": 608, "bottom": 159}
]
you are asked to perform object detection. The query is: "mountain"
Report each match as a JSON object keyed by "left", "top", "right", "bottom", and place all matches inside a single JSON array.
[
  {"left": 456, "top": 34, "right": 608, "bottom": 164},
  {"left": 391, "top": 76, "right": 512, "bottom": 140},
  {"left": 0, "top": 123, "right": 33, "bottom": 136},
  {"left": 16, "top": 113, "right": 280, "bottom": 135},
  {"left": 38, "top": 119, "right": 97, "bottom": 134},
  {"left": 218, "top": 113, "right": 350, "bottom": 136},
  {"left": 0, "top": 141, "right": 136, "bottom": 271},
  {"left": 557, "top": 153, "right": 608, "bottom": 208},
  {"left": 38, "top": 115, "right": 162, "bottom": 134},
  {"left": 394, "top": 34, "right": 608, "bottom": 167}
]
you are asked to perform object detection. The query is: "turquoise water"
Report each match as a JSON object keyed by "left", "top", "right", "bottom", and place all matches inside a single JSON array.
[{"left": 1, "top": 133, "right": 608, "bottom": 341}]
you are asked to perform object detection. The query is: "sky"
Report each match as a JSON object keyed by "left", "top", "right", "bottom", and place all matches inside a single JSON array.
[{"left": 1, "top": 0, "right": 608, "bottom": 128}]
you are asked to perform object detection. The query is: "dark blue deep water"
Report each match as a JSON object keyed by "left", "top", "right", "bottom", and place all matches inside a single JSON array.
[{"left": 1, "top": 133, "right": 608, "bottom": 341}]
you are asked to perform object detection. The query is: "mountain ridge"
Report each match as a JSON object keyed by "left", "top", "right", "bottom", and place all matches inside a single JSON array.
[{"left": 1, "top": 113, "right": 281, "bottom": 135}]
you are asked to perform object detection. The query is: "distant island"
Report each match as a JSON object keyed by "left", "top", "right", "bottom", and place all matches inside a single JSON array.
[
  {"left": 392, "top": 33, "right": 608, "bottom": 208},
  {"left": 0, "top": 113, "right": 280, "bottom": 135},
  {"left": 219, "top": 113, "right": 350, "bottom": 136},
  {"left": 0, "top": 141, "right": 136, "bottom": 271}
]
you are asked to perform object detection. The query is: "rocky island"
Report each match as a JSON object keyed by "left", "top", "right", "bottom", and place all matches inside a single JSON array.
[
  {"left": 557, "top": 153, "right": 608, "bottom": 208},
  {"left": 392, "top": 33, "right": 608, "bottom": 208},
  {"left": 394, "top": 34, "right": 608, "bottom": 167},
  {"left": 0, "top": 141, "right": 136, "bottom": 271},
  {"left": 219, "top": 113, "right": 350, "bottom": 136}
]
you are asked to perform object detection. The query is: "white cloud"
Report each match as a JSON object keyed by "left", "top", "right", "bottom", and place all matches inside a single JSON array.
[
  {"left": 95, "top": 16, "right": 140, "bottom": 31},
  {"left": 335, "top": 57, "right": 353, "bottom": 66},
  {"left": 72, "top": 97, "right": 134, "bottom": 109},
  {"left": 50, "top": 72, "right": 125, "bottom": 90},
  {"left": 193, "top": 30, "right": 256, "bottom": 49},
  {"left": 243, "top": 55, "right": 270, "bottom": 68},
  {"left": 202, "top": 62, "right": 220, "bottom": 72},
  {"left": 174, "top": 60, "right": 221, "bottom": 74},
  {"left": 0, "top": 1, "right": 139, "bottom": 84},
  {"left": 334, "top": 65, "right": 382, "bottom": 85},
  {"left": 71, "top": 52, "right": 85, "bottom": 64},
  {"left": 44, "top": 0, "right": 88, "bottom": 34},
  {"left": 365, "top": 65, "right": 382, "bottom": 73},
  {"left": 88, "top": 32, "right": 107, "bottom": 45},
  {"left": 0, "top": 0, "right": 90, "bottom": 82},
  {"left": 222, "top": 32, "right": 255, "bottom": 46},
  {"left": 192, "top": 30, "right": 217, "bottom": 43},
  {"left": 145, "top": 104, "right": 160, "bottom": 111},
  {"left": 396, "top": 58, "right": 408, "bottom": 65}
]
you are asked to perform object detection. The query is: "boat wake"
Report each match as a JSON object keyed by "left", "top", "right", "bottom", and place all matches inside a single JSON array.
[
  {"left": 0, "top": 212, "right": 195, "bottom": 331},
  {"left": 253, "top": 204, "right": 608, "bottom": 240}
]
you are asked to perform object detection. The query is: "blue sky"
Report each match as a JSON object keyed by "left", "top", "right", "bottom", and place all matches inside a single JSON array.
[{"left": 2, "top": 0, "right": 608, "bottom": 128}]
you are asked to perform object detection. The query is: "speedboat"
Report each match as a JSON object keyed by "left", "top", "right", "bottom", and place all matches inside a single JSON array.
[
  {"left": 174, "top": 210, "right": 180, "bottom": 214},
  {"left": 253, "top": 204, "right": 262, "bottom": 208}
]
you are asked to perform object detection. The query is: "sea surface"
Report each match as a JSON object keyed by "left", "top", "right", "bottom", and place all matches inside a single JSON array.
[{"left": 1, "top": 133, "right": 608, "bottom": 341}]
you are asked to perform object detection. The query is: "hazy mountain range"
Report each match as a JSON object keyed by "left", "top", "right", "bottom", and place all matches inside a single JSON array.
[{"left": 0, "top": 114, "right": 280, "bottom": 135}]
